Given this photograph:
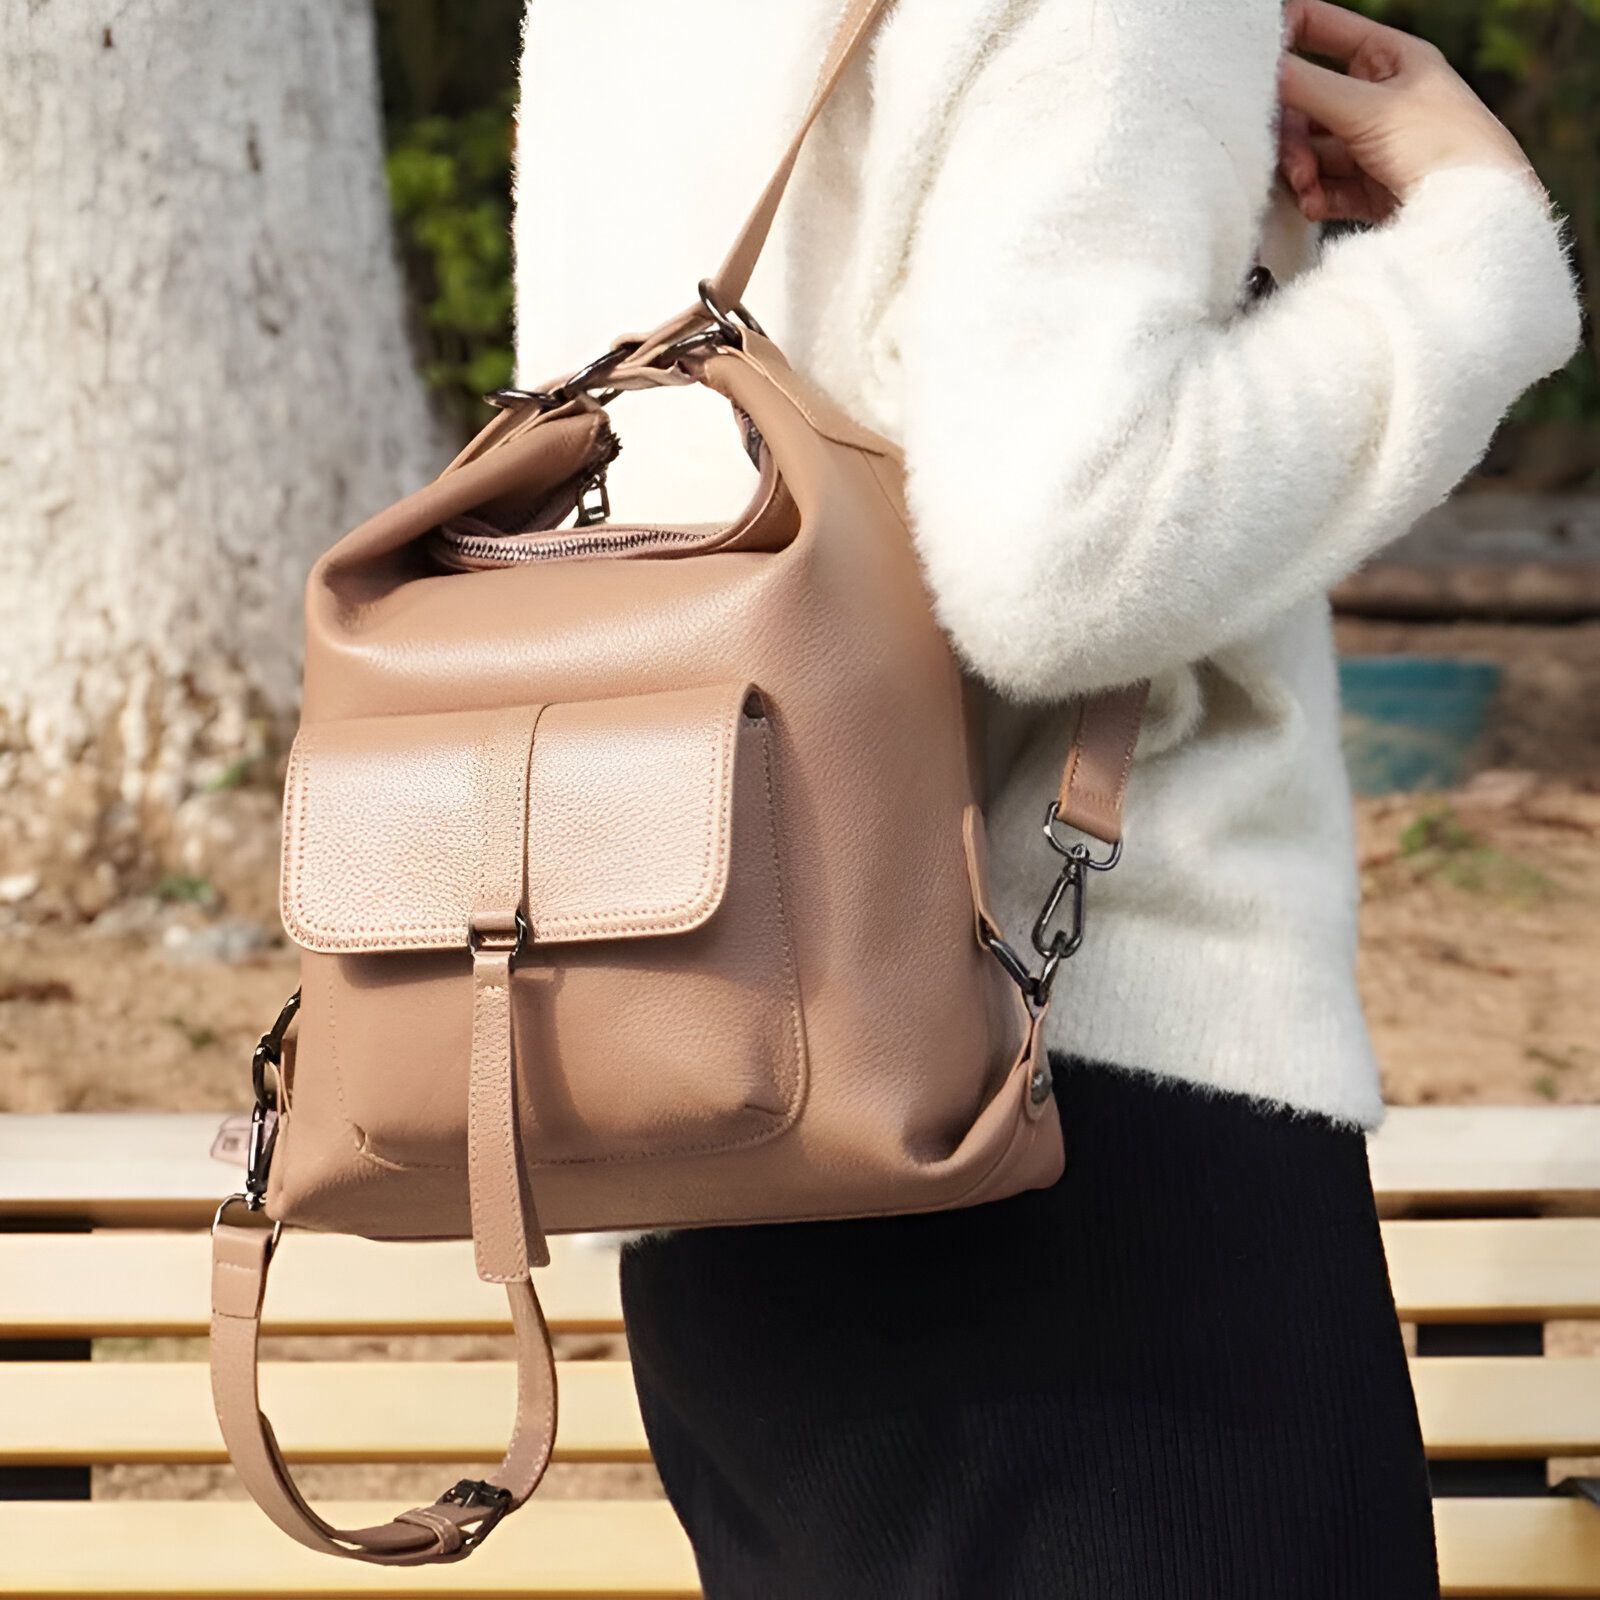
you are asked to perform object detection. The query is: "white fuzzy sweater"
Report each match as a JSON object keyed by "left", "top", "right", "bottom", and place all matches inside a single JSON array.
[{"left": 514, "top": 0, "right": 1580, "bottom": 1128}]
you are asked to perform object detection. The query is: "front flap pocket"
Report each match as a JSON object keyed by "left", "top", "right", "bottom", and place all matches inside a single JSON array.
[
  {"left": 279, "top": 682, "right": 804, "bottom": 1169},
  {"left": 282, "top": 682, "right": 753, "bottom": 953}
]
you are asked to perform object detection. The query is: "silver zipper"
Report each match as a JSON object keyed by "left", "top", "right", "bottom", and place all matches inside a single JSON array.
[{"left": 434, "top": 523, "right": 706, "bottom": 567}]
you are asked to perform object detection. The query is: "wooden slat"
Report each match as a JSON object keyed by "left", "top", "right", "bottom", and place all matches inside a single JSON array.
[
  {"left": 0, "top": 1361, "right": 648, "bottom": 1466},
  {"left": 1370, "top": 1106, "right": 1600, "bottom": 1216},
  {"left": 1333, "top": 490, "right": 1600, "bottom": 624},
  {"left": 0, "top": 1500, "right": 699, "bottom": 1598},
  {"left": 5, "top": 1106, "right": 1600, "bottom": 1228},
  {"left": 4, "top": 1357, "right": 1597, "bottom": 1467},
  {"left": 3, "top": 1220, "right": 1596, "bottom": 1340},
  {"left": 1369, "top": 1107, "right": 1600, "bottom": 1216},
  {"left": 0, "top": 1499, "right": 1592, "bottom": 1596},
  {"left": 1433, "top": 1497, "right": 1600, "bottom": 1596},
  {"left": 1384, "top": 1219, "right": 1600, "bottom": 1322},
  {"left": 0, "top": 1113, "right": 238, "bottom": 1227},
  {"left": 0, "top": 1233, "right": 622, "bottom": 1339},
  {"left": 1411, "top": 1358, "right": 1600, "bottom": 1459}
]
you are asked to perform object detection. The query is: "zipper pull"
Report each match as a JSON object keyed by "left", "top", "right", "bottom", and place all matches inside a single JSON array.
[{"left": 574, "top": 466, "right": 612, "bottom": 528}]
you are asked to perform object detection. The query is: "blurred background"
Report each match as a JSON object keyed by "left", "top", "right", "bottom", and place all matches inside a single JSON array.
[{"left": 0, "top": 3, "right": 1595, "bottom": 1124}]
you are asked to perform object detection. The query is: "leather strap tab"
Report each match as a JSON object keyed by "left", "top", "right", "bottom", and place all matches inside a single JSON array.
[
  {"left": 1055, "top": 683, "right": 1148, "bottom": 846},
  {"left": 210, "top": 1203, "right": 557, "bottom": 1564},
  {"left": 469, "top": 942, "right": 549, "bottom": 1279},
  {"left": 467, "top": 707, "right": 548, "bottom": 1280}
]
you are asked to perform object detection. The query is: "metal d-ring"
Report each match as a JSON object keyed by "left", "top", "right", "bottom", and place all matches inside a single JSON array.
[
  {"left": 557, "top": 340, "right": 643, "bottom": 401},
  {"left": 483, "top": 386, "right": 563, "bottom": 413},
  {"left": 698, "top": 279, "right": 765, "bottom": 349},
  {"left": 1043, "top": 803, "right": 1123, "bottom": 872},
  {"left": 250, "top": 989, "right": 301, "bottom": 1109},
  {"left": 492, "top": 281, "right": 764, "bottom": 416},
  {"left": 484, "top": 339, "right": 645, "bottom": 414}
]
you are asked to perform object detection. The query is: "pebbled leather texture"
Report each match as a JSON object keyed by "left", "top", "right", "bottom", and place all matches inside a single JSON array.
[
  {"left": 281, "top": 684, "right": 753, "bottom": 952},
  {"left": 469, "top": 943, "right": 549, "bottom": 1282},
  {"left": 216, "top": 0, "right": 1146, "bottom": 1567}
]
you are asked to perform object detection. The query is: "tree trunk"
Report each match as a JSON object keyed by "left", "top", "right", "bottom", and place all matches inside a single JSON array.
[{"left": 0, "top": 0, "right": 444, "bottom": 918}]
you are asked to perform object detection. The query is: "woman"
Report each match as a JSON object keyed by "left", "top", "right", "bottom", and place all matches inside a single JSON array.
[{"left": 514, "top": 2, "right": 1580, "bottom": 1594}]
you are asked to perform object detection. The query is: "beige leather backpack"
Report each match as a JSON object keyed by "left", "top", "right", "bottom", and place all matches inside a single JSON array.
[{"left": 210, "top": 0, "right": 1147, "bottom": 1562}]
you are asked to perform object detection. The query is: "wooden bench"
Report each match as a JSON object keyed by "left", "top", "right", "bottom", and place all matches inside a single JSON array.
[{"left": 2, "top": 1107, "right": 1599, "bottom": 1596}]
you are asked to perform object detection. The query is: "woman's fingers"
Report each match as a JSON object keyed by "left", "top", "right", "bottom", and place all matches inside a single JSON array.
[
  {"left": 1282, "top": 163, "right": 1393, "bottom": 225},
  {"left": 1276, "top": 106, "right": 1320, "bottom": 194},
  {"left": 1279, "top": 53, "right": 1381, "bottom": 140},
  {"left": 1310, "top": 134, "right": 1360, "bottom": 179},
  {"left": 1278, "top": 95, "right": 1396, "bottom": 224},
  {"left": 1313, "top": 173, "right": 1394, "bottom": 224},
  {"left": 1280, "top": 113, "right": 1361, "bottom": 189},
  {"left": 1284, "top": 0, "right": 1411, "bottom": 69},
  {"left": 1280, "top": 0, "right": 1538, "bottom": 205}
]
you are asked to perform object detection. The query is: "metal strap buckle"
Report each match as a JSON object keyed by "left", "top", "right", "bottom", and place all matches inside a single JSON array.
[
  {"left": 984, "top": 803, "right": 1122, "bottom": 1010},
  {"left": 438, "top": 1479, "right": 514, "bottom": 1551}
]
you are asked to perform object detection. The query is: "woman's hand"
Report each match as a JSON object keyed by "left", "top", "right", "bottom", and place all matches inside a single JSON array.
[{"left": 1278, "top": 0, "right": 1540, "bottom": 224}]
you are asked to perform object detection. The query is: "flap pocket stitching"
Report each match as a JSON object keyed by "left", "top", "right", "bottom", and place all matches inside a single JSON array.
[
  {"left": 528, "top": 706, "right": 732, "bottom": 942},
  {"left": 283, "top": 730, "right": 465, "bottom": 949},
  {"left": 280, "top": 684, "right": 751, "bottom": 954}
]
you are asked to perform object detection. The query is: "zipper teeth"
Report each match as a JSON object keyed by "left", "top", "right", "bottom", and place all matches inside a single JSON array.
[{"left": 437, "top": 525, "right": 705, "bottom": 565}]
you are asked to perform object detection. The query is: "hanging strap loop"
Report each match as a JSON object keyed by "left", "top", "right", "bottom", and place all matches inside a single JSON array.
[{"left": 210, "top": 1200, "right": 558, "bottom": 1563}]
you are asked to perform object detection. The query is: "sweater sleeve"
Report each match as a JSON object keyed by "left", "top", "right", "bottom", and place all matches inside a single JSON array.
[{"left": 896, "top": 1, "right": 1581, "bottom": 700}]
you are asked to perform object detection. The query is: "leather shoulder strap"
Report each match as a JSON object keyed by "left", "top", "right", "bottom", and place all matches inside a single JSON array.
[
  {"left": 698, "top": 0, "right": 1148, "bottom": 842},
  {"left": 707, "top": 0, "right": 891, "bottom": 308}
]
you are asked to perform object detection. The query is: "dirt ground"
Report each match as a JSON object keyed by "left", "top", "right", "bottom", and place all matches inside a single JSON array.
[
  {"left": 1, "top": 619, "right": 1596, "bottom": 1501},
  {"left": 1339, "top": 619, "right": 1600, "bottom": 1109}
]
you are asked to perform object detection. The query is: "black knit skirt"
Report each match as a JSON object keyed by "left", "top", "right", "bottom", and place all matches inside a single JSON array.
[{"left": 619, "top": 1056, "right": 1440, "bottom": 1599}]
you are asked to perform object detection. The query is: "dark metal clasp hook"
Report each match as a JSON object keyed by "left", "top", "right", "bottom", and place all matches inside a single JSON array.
[
  {"left": 243, "top": 989, "right": 301, "bottom": 1209},
  {"left": 983, "top": 804, "right": 1123, "bottom": 1010}
]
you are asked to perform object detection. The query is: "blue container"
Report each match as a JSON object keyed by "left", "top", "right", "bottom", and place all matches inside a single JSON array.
[{"left": 1338, "top": 656, "right": 1502, "bottom": 796}]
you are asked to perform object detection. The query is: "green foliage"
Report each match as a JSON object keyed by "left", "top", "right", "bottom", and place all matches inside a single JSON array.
[
  {"left": 386, "top": 100, "right": 517, "bottom": 428},
  {"left": 154, "top": 873, "right": 217, "bottom": 907},
  {"left": 376, "top": 0, "right": 522, "bottom": 437},
  {"left": 1397, "top": 806, "right": 1553, "bottom": 904},
  {"left": 204, "top": 757, "right": 255, "bottom": 793}
]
